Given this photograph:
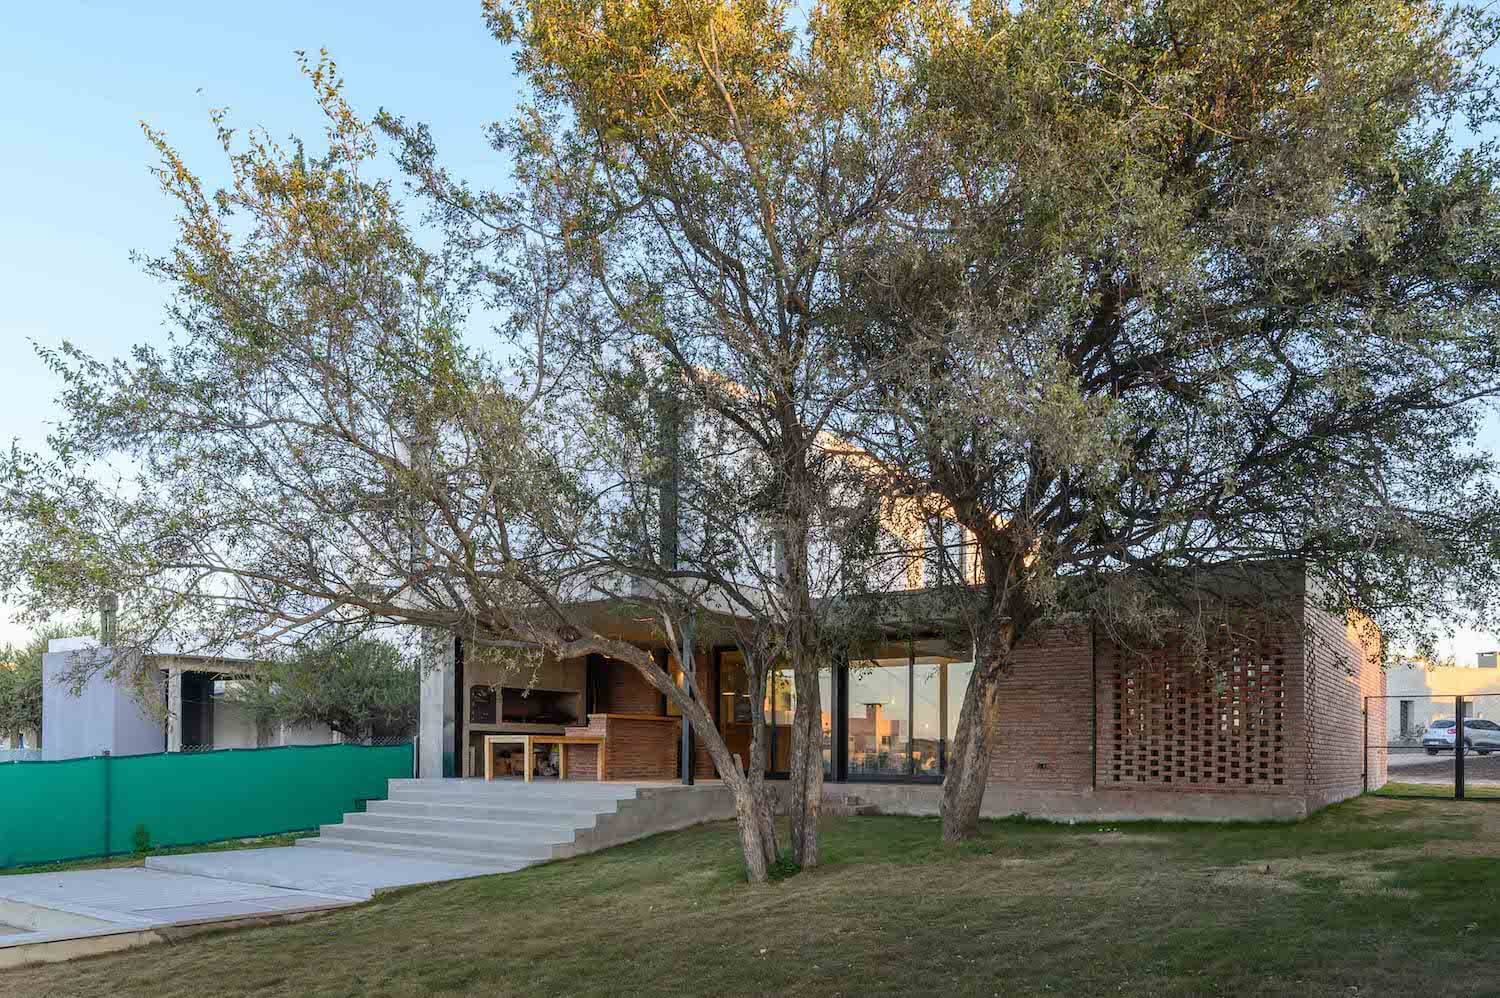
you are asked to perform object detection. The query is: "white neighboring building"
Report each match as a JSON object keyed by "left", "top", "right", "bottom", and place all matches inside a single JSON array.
[
  {"left": 1386, "top": 659, "right": 1500, "bottom": 743},
  {"left": 41, "top": 637, "right": 339, "bottom": 761}
]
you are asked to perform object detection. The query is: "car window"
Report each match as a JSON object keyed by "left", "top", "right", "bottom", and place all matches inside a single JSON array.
[{"left": 1431, "top": 720, "right": 1456, "bottom": 729}]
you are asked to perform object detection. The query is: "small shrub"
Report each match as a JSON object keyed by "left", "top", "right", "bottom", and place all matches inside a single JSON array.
[
  {"left": 767, "top": 851, "right": 802, "bottom": 881},
  {"left": 131, "top": 823, "right": 152, "bottom": 854}
]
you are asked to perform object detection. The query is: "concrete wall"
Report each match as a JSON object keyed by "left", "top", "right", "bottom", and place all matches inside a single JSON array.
[
  {"left": 831, "top": 781, "right": 1312, "bottom": 823},
  {"left": 419, "top": 632, "right": 457, "bottom": 779},
  {"left": 41, "top": 640, "right": 162, "bottom": 761},
  {"left": 210, "top": 694, "right": 260, "bottom": 749}
]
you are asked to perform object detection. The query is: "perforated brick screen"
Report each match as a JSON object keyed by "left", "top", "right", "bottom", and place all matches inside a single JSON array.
[{"left": 1102, "top": 627, "right": 1290, "bottom": 790}]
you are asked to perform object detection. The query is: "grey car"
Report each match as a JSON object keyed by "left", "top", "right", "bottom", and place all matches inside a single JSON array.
[{"left": 1422, "top": 718, "right": 1500, "bottom": 755}]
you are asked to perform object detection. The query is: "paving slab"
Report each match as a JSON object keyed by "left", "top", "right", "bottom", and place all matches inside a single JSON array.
[
  {"left": 0, "top": 867, "right": 356, "bottom": 928},
  {"left": 146, "top": 845, "right": 507, "bottom": 900}
]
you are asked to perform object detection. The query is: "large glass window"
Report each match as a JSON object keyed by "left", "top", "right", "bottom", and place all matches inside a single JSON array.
[
  {"left": 769, "top": 666, "right": 832, "bottom": 776},
  {"left": 769, "top": 668, "right": 796, "bottom": 772},
  {"left": 847, "top": 657, "right": 910, "bottom": 777},
  {"left": 819, "top": 668, "right": 834, "bottom": 777},
  {"left": 847, "top": 650, "right": 973, "bottom": 780},
  {"left": 946, "top": 662, "right": 974, "bottom": 746}
]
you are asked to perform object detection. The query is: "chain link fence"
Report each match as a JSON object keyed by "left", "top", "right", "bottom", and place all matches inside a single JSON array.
[{"left": 1367, "top": 693, "right": 1500, "bottom": 800}]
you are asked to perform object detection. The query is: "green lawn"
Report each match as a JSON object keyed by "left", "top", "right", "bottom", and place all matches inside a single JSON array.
[
  {"left": 7, "top": 796, "right": 1500, "bottom": 997},
  {"left": 1374, "top": 780, "right": 1500, "bottom": 800}
]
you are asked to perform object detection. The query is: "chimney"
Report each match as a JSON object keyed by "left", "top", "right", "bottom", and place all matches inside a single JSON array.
[{"left": 99, "top": 594, "right": 119, "bottom": 647}]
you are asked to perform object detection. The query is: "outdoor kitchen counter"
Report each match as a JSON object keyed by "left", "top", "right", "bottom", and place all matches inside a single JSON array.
[{"left": 565, "top": 713, "right": 683, "bottom": 782}]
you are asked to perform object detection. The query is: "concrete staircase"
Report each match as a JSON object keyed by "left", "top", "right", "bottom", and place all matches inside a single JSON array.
[
  {"left": 821, "top": 791, "right": 881, "bottom": 817},
  {"left": 297, "top": 779, "right": 728, "bottom": 873}
]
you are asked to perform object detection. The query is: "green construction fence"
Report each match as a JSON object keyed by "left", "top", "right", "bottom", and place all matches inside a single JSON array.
[{"left": 0, "top": 741, "right": 413, "bottom": 869}]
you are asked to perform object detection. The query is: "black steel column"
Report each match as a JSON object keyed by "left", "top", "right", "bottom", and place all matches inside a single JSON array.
[
  {"left": 680, "top": 705, "right": 695, "bottom": 785},
  {"left": 1456, "top": 695, "right": 1466, "bottom": 800},
  {"left": 835, "top": 652, "right": 849, "bottom": 782}
]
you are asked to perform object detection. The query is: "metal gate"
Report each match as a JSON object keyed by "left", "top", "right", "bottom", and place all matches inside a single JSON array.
[{"left": 1366, "top": 693, "right": 1500, "bottom": 800}]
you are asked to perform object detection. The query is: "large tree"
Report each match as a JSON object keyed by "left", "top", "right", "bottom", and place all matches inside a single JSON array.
[
  {"left": 462, "top": 0, "right": 927, "bottom": 866},
  {"left": 838, "top": 0, "right": 1500, "bottom": 839},
  {"left": 0, "top": 58, "right": 802, "bottom": 883}
]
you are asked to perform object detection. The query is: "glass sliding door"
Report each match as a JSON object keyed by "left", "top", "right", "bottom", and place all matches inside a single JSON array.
[
  {"left": 846, "top": 657, "right": 911, "bottom": 777},
  {"left": 844, "top": 646, "right": 973, "bottom": 782},
  {"left": 717, "top": 650, "right": 766, "bottom": 775},
  {"left": 717, "top": 651, "right": 832, "bottom": 778}
]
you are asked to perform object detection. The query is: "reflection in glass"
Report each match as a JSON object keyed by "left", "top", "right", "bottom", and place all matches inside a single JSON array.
[
  {"left": 946, "top": 662, "right": 974, "bottom": 746},
  {"left": 820, "top": 669, "right": 834, "bottom": 777},
  {"left": 847, "top": 658, "right": 910, "bottom": 777},
  {"left": 766, "top": 667, "right": 833, "bottom": 776},
  {"left": 769, "top": 668, "right": 796, "bottom": 772},
  {"left": 912, "top": 660, "right": 944, "bottom": 776}
]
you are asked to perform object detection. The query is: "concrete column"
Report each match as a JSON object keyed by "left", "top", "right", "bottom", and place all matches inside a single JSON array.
[
  {"left": 419, "top": 632, "right": 457, "bottom": 779},
  {"left": 166, "top": 667, "right": 184, "bottom": 753}
]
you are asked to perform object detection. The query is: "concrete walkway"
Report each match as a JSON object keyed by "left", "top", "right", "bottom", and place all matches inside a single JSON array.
[
  {"left": 146, "top": 845, "right": 507, "bottom": 899},
  {"left": 0, "top": 846, "right": 504, "bottom": 969},
  {"left": 1, "top": 777, "right": 736, "bottom": 969}
]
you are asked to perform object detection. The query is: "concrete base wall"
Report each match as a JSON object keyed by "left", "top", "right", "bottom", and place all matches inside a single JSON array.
[
  {"left": 561, "top": 784, "right": 738, "bottom": 858},
  {"left": 831, "top": 782, "right": 1311, "bottom": 823}
]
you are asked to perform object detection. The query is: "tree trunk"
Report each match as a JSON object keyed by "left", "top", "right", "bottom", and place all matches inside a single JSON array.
[
  {"left": 941, "top": 624, "right": 1013, "bottom": 843},
  {"left": 729, "top": 773, "right": 779, "bottom": 883},
  {"left": 787, "top": 657, "right": 823, "bottom": 868}
]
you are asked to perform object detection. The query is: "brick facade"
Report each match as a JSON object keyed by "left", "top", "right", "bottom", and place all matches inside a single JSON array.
[
  {"left": 989, "top": 626, "right": 1094, "bottom": 790},
  {"left": 980, "top": 590, "right": 1385, "bottom": 818},
  {"left": 466, "top": 578, "right": 1384, "bottom": 822},
  {"left": 1094, "top": 615, "right": 1298, "bottom": 795},
  {"left": 1302, "top": 607, "right": 1387, "bottom": 806}
]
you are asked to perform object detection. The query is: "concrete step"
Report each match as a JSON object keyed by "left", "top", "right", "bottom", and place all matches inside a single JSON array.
[
  {"left": 822, "top": 793, "right": 881, "bottom": 817},
  {"left": 386, "top": 779, "right": 641, "bottom": 803},
  {"left": 317, "top": 822, "right": 562, "bottom": 860},
  {"left": 366, "top": 797, "right": 608, "bottom": 826},
  {"left": 384, "top": 786, "right": 636, "bottom": 810},
  {"left": 341, "top": 810, "right": 590, "bottom": 840},
  {"left": 295, "top": 835, "right": 535, "bottom": 872}
]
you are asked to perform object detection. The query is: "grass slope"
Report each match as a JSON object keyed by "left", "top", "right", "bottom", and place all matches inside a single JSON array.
[{"left": 8, "top": 796, "right": 1500, "bottom": 997}]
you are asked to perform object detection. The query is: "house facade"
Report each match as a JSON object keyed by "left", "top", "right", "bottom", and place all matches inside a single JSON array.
[
  {"left": 419, "top": 573, "right": 1385, "bottom": 822},
  {"left": 40, "top": 638, "right": 338, "bottom": 760}
]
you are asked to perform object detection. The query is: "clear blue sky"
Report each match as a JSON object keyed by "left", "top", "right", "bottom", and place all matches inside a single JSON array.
[{"left": 1, "top": 1, "right": 1496, "bottom": 662}]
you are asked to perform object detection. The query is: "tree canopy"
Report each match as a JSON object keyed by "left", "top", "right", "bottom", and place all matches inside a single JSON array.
[
  {"left": 833, "top": 0, "right": 1500, "bottom": 837},
  {"left": 226, "top": 636, "right": 418, "bottom": 743}
]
